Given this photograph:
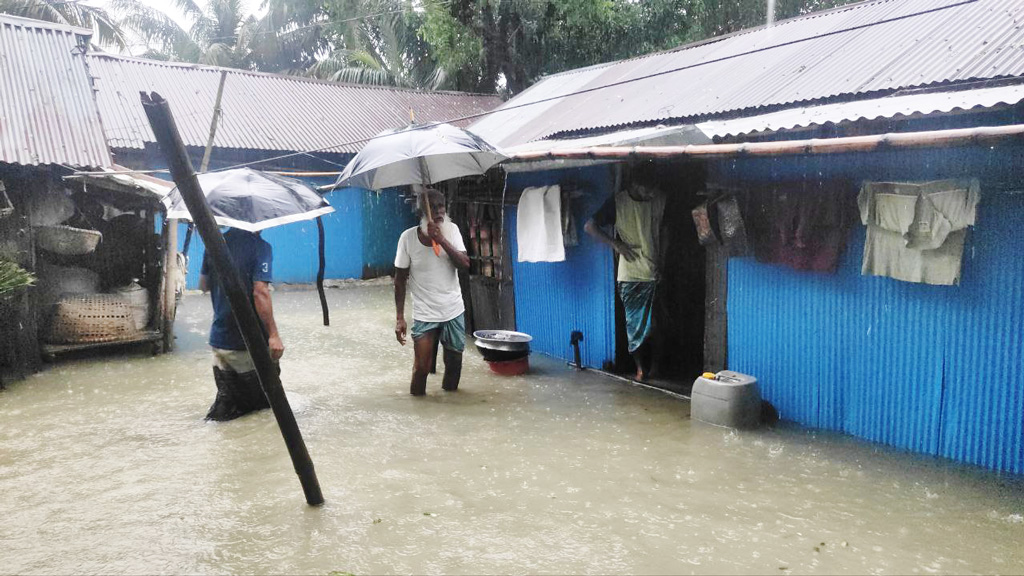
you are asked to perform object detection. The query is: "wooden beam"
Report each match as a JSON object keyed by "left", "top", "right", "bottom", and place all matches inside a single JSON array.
[{"left": 508, "top": 123, "right": 1024, "bottom": 163}]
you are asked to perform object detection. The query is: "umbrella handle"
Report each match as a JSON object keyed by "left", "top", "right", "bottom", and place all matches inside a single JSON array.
[{"left": 421, "top": 187, "right": 442, "bottom": 257}]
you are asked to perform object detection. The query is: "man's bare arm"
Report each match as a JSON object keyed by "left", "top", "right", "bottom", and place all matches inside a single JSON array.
[
  {"left": 584, "top": 218, "right": 638, "bottom": 261},
  {"left": 253, "top": 280, "right": 284, "bottom": 360},
  {"left": 394, "top": 267, "right": 410, "bottom": 345}
]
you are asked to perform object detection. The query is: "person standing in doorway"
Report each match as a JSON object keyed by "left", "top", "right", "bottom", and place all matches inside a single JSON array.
[
  {"left": 394, "top": 188, "right": 471, "bottom": 395},
  {"left": 199, "top": 228, "right": 284, "bottom": 421},
  {"left": 584, "top": 169, "right": 666, "bottom": 381}
]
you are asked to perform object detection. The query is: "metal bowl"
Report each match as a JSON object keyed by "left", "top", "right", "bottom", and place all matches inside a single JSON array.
[
  {"left": 478, "top": 347, "right": 529, "bottom": 362},
  {"left": 473, "top": 330, "right": 532, "bottom": 352}
]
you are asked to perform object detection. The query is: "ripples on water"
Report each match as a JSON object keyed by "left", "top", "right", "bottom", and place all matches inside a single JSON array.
[{"left": 1, "top": 285, "right": 1022, "bottom": 575}]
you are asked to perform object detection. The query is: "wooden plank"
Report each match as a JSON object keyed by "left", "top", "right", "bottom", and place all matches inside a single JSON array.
[
  {"left": 41, "top": 330, "right": 163, "bottom": 357},
  {"left": 703, "top": 244, "right": 728, "bottom": 372}
]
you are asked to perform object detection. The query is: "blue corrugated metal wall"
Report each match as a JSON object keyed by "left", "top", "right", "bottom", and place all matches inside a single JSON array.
[
  {"left": 717, "top": 145, "right": 1024, "bottom": 474},
  {"left": 508, "top": 166, "right": 617, "bottom": 368},
  {"left": 363, "top": 188, "right": 418, "bottom": 274}
]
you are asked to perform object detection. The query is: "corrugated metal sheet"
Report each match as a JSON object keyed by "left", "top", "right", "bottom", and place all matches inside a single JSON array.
[
  {"left": 0, "top": 15, "right": 111, "bottom": 168},
  {"left": 721, "top": 145, "right": 1024, "bottom": 474},
  {"left": 508, "top": 166, "right": 617, "bottom": 368},
  {"left": 696, "top": 84, "right": 1024, "bottom": 138},
  {"left": 86, "top": 53, "right": 504, "bottom": 152},
  {"left": 474, "top": 0, "right": 1024, "bottom": 148}
]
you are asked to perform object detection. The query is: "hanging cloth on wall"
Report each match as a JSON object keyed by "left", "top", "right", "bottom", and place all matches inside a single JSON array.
[
  {"left": 858, "top": 178, "right": 980, "bottom": 286},
  {"left": 516, "top": 185, "right": 565, "bottom": 262},
  {"left": 745, "top": 180, "right": 855, "bottom": 272},
  {"left": 691, "top": 202, "right": 719, "bottom": 246},
  {"left": 716, "top": 195, "right": 750, "bottom": 256}
]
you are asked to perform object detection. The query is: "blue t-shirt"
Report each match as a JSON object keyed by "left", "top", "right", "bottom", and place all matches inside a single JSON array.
[{"left": 201, "top": 229, "right": 273, "bottom": 350}]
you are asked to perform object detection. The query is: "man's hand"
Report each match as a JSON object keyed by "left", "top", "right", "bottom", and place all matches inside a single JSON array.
[
  {"left": 268, "top": 334, "right": 285, "bottom": 361},
  {"left": 395, "top": 317, "right": 408, "bottom": 345},
  {"left": 615, "top": 240, "right": 640, "bottom": 262},
  {"left": 426, "top": 221, "right": 444, "bottom": 243}
]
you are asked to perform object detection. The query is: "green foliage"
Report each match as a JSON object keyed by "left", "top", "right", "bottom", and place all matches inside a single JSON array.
[
  {"left": 689, "top": 0, "right": 860, "bottom": 38},
  {"left": 312, "top": 0, "right": 447, "bottom": 90},
  {"left": 0, "top": 260, "right": 34, "bottom": 296},
  {"left": 2, "top": 0, "right": 861, "bottom": 92},
  {"left": 419, "top": 0, "right": 699, "bottom": 95},
  {"left": 112, "top": 0, "right": 332, "bottom": 73},
  {"left": 0, "top": 0, "right": 128, "bottom": 48},
  {"left": 418, "top": 0, "right": 862, "bottom": 96}
]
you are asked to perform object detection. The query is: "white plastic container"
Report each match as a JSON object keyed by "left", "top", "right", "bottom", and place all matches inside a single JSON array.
[
  {"left": 691, "top": 370, "right": 761, "bottom": 428},
  {"left": 114, "top": 282, "right": 150, "bottom": 331}
]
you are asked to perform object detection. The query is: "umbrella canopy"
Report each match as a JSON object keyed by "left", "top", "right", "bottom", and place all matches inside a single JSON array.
[
  {"left": 334, "top": 122, "right": 507, "bottom": 190},
  {"left": 165, "top": 168, "right": 334, "bottom": 232}
]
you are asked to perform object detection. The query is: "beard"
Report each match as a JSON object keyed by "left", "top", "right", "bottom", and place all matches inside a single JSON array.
[{"left": 420, "top": 213, "right": 451, "bottom": 235}]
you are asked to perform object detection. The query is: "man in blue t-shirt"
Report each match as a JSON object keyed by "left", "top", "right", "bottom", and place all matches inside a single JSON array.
[{"left": 199, "top": 228, "right": 284, "bottom": 421}]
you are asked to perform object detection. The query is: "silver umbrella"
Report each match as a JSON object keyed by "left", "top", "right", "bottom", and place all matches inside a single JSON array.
[
  {"left": 334, "top": 122, "right": 506, "bottom": 255},
  {"left": 334, "top": 122, "right": 507, "bottom": 190}
]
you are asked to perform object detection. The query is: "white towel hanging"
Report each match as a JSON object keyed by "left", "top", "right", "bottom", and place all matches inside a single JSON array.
[{"left": 516, "top": 185, "right": 565, "bottom": 262}]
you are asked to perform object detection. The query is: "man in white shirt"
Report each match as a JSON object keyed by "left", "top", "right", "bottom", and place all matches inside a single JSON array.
[{"left": 394, "top": 189, "right": 471, "bottom": 395}]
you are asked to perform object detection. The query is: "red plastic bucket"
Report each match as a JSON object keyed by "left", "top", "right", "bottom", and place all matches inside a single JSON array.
[{"left": 486, "top": 356, "right": 529, "bottom": 376}]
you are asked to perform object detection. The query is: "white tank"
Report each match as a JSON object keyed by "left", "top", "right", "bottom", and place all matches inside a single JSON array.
[{"left": 691, "top": 370, "right": 761, "bottom": 429}]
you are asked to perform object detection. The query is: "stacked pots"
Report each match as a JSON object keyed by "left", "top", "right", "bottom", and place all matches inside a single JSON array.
[{"left": 473, "top": 330, "right": 532, "bottom": 375}]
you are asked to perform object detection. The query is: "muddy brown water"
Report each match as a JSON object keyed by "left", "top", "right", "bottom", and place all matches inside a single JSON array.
[{"left": 2, "top": 283, "right": 1022, "bottom": 575}]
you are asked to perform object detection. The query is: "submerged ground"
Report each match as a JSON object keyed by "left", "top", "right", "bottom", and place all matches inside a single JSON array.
[{"left": 1, "top": 283, "right": 1022, "bottom": 575}]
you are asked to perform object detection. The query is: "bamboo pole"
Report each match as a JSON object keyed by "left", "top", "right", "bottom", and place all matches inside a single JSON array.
[
  {"left": 182, "top": 70, "right": 229, "bottom": 257},
  {"left": 159, "top": 208, "right": 177, "bottom": 352},
  {"left": 141, "top": 91, "right": 325, "bottom": 507},
  {"left": 200, "top": 71, "right": 228, "bottom": 173},
  {"left": 507, "top": 123, "right": 1024, "bottom": 163}
]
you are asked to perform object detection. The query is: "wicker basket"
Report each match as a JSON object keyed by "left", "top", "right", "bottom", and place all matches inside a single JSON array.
[
  {"left": 45, "top": 294, "right": 137, "bottom": 344},
  {"left": 34, "top": 225, "right": 102, "bottom": 256}
]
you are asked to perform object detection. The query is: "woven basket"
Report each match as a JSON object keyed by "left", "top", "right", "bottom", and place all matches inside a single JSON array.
[
  {"left": 45, "top": 294, "right": 137, "bottom": 344},
  {"left": 35, "top": 225, "right": 102, "bottom": 256}
]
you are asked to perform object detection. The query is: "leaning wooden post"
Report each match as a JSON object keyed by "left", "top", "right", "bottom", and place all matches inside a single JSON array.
[{"left": 140, "top": 91, "right": 325, "bottom": 507}]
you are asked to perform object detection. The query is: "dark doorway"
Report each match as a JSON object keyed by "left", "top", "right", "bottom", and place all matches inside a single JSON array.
[{"left": 612, "top": 160, "right": 707, "bottom": 394}]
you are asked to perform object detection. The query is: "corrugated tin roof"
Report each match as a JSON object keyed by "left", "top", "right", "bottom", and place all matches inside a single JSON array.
[
  {"left": 0, "top": 15, "right": 112, "bottom": 168},
  {"left": 86, "top": 54, "right": 504, "bottom": 153},
  {"left": 472, "top": 0, "right": 1024, "bottom": 147},
  {"left": 697, "top": 83, "right": 1024, "bottom": 137}
]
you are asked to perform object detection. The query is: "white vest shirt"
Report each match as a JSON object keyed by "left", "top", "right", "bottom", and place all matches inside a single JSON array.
[{"left": 394, "top": 222, "right": 466, "bottom": 322}]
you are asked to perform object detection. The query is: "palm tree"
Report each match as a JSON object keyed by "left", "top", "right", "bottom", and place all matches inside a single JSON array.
[
  {"left": 0, "top": 0, "right": 128, "bottom": 48},
  {"left": 114, "top": 0, "right": 331, "bottom": 72},
  {"left": 309, "top": 0, "right": 449, "bottom": 90}
]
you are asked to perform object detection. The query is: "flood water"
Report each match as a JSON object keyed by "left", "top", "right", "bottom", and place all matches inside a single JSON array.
[{"left": 2, "top": 282, "right": 1022, "bottom": 575}]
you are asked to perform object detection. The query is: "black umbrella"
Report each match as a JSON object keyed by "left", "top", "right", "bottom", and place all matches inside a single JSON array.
[
  {"left": 166, "top": 168, "right": 335, "bottom": 325},
  {"left": 166, "top": 168, "right": 334, "bottom": 231}
]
